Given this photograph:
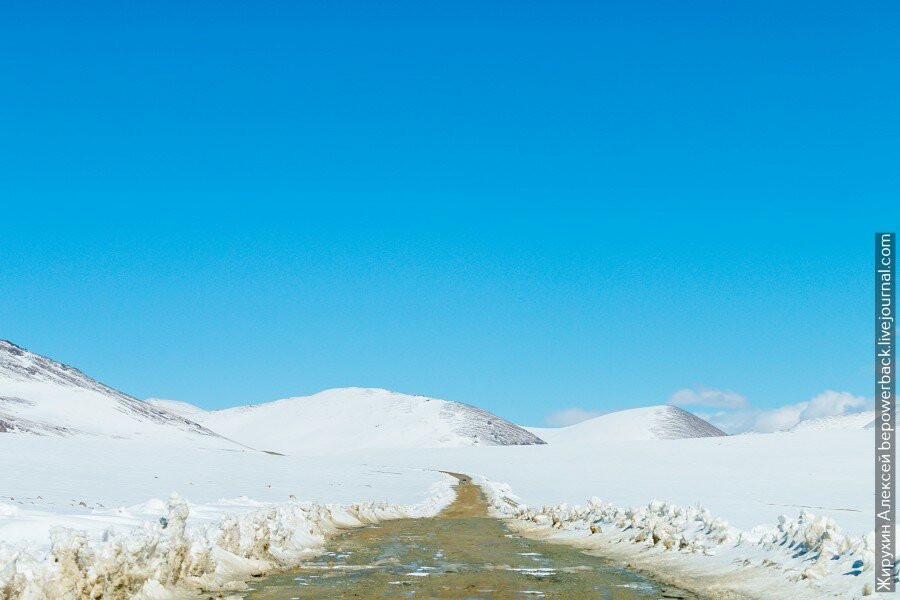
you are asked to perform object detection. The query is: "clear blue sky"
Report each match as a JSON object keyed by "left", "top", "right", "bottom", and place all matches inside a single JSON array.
[{"left": 1, "top": 1, "right": 897, "bottom": 425}]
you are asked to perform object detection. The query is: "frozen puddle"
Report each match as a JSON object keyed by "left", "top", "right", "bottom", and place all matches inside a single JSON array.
[{"left": 246, "top": 474, "right": 698, "bottom": 598}]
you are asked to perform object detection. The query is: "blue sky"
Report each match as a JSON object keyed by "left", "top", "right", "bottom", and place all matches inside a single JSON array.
[{"left": 1, "top": 1, "right": 897, "bottom": 427}]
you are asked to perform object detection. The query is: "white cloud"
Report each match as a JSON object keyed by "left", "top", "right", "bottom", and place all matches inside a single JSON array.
[
  {"left": 748, "top": 403, "right": 809, "bottom": 433},
  {"left": 668, "top": 387, "right": 748, "bottom": 409},
  {"left": 699, "top": 390, "right": 871, "bottom": 434},
  {"left": 800, "top": 390, "right": 868, "bottom": 421},
  {"left": 544, "top": 407, "right": 602, "bottom": 427}
]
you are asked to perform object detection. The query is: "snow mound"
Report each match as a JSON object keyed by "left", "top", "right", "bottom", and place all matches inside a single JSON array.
[
  {"left": 536, "top": 405, "right": 726, "bottom": 444},
  {"left": 188, "top": 387, "right": 546, "bottom": 454},
  {"left": 789, "top": 412, "right": 875, "bottom": 432},
  {"left": 0, "top": 340, "right": 234, "bottom": 445}
]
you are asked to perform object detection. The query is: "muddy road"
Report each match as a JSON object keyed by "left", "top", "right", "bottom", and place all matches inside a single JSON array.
[{"left": 246, "top": 473, "right": 697, "bottom": 599}]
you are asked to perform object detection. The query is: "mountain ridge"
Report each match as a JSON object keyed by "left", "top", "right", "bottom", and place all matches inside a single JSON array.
[{"left": 0, "top": 340, "right": 233, "bottom": 443}]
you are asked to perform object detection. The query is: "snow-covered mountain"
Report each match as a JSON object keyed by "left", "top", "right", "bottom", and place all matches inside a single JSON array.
[
  {"left": 148, "top": 387, "right": 546, "bottom": 454},
  {"left": 789, "top": 411, "right": 876, "bottom": 432},
  {"left": 144, "top": 398, "right": 207, "bottom": 418},
  {"left": 0, "top": 340, "right": 233, "bottom": 444},
  {"left": 531, "top": 405, "right": 726, "bottom": 443}
]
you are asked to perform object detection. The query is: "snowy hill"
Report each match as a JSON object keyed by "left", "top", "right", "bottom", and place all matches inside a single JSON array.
[
  {"left": 788, "top": 411, "right": 875, "bottom": 432},
  {"left": 144, "top": 398, "right": 207, "bottom": 418},
  {"left": 149, "top": 387, "right": 546, "bottom": 454},
  {"left": 0, "top": 340, "right": 233, "bottom": 444},
  {"left": 532, "top": 405, "right": 726, "bottom": 443}
]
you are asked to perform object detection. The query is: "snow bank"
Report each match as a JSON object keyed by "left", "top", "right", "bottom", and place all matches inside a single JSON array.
[
  {"left": 0, "top": 434, "right": 455, "bottom": 599},
  {"left": 478, "top": 478, "right": 890, "bottom": 599},
  {"left": 0, "top": 435, "right": 452, "bottom": 548},
  {"left": 0, "top": 479, "right": 454, "bottom": 599}
]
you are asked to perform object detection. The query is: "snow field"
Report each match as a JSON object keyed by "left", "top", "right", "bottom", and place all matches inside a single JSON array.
[
  {"left": 479, "top": 478, "right": 883, "bottom": 599},
  {"left": 0, "top": 478, "right": 454, "bottom": 599}
]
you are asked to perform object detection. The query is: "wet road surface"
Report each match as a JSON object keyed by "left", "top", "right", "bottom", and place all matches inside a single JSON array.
[{"left": 246, "top": 473, "right": 698, "bottom": 599}]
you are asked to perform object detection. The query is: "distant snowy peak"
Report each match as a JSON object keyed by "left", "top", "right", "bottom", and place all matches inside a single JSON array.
[
  {"left": 789, "top": 411, "right": 876, "bottom": 432},
  {"left": 536, "top": 405, "right": 726, "bottom": 444},
  {"left": 145, "top": 398, "right": 208, "bottom": 418},
  {"left": 182, "top": 387, "right": 545, "bottom": 454},
  {"left": 0, "top": 340, "right": 231, "bottom": 443}
]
